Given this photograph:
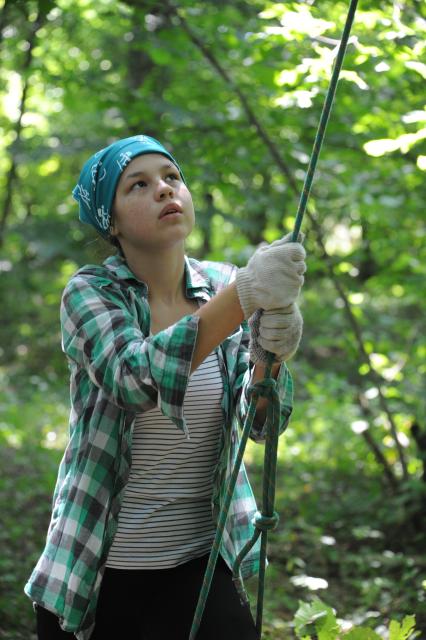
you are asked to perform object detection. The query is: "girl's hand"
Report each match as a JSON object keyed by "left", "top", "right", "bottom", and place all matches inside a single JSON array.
[
  {"left": 249, "top": 303, "right": 303, "bottom": 363},
  {"left": 236, "top": 238, "right": 306, "bottom": 319}
]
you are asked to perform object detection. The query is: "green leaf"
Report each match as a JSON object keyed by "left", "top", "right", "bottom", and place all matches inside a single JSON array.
[
  {"left": 389, "top": 615, "right": 417, "bottom": 640},
  {"left": 344, "top": 628, "right": 381, "bottom": 640},
  {"left": 294, "top": 599, "right": 327, "bottom": 635},
  {"left": 294, "top": 598, "right": 339, "bottom": 640}
]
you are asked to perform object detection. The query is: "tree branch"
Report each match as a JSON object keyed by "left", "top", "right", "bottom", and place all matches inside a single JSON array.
[
  {"left": 357, "top": 393, "right": 399, "bottom": 491},
  {"left": 175, "top": 6, "right": 408, "bottom": 481}
]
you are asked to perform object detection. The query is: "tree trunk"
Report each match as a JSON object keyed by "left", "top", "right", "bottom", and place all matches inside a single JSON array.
[
  {"left": 121, "top": 0, "right": 174, "bottom": 137},
  {"left": 0, "top": 9, "right": 44, "bottom": 247}
]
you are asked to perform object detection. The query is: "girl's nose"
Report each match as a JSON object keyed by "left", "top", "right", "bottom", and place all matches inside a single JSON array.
[{"left": 156, "top": 179, "right": 174, "bottom": 199}]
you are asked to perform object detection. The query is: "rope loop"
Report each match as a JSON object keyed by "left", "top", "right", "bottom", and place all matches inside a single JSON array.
[{"left": 252, "top": 510, "right": 280, "bottom": 532}]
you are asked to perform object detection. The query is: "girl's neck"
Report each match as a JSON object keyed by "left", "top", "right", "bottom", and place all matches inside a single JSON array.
[{"left": 122, "top": 244, "right": 187, "bottom": 305}]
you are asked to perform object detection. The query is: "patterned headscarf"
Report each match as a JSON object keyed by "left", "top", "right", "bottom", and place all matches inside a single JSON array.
[{"left": 73, "top": 134, "right": 185, "bottom": 238}]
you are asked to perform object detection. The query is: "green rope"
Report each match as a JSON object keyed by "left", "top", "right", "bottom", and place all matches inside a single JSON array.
[
  {"left": 293, "top": 0, "right": 359, "bottom": 241},
  {"left": 189, "top": 2, "right": 358, "bottom": 638},
  {"left": 189, "top": 361, "right": 286, "bottom": 640}
]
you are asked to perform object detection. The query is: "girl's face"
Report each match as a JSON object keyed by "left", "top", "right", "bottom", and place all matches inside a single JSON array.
[{"left": 110, "top": 153, "right": 195, "bottom": 253}]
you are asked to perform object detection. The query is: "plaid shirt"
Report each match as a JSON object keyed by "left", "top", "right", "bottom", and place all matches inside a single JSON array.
[{"left": 25, "top": 254, "right": 293, "bottom": 639}]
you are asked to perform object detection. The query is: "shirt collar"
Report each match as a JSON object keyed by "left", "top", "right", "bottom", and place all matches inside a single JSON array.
[
  {"left": 103, "top": 253, "right": 139, "bottom": 282},
  {"left": 102, "top": 254, "right": 212, "bottom": 300},
  {"left": 184, "top": 257, "right": 212, "bottom": 301}
]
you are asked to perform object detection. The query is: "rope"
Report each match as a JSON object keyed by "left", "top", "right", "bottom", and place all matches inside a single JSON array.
[
  {"left": 189, "top": 364, "right": 287, "bottom": 640},
  {"left": 189, "top": 2, "right": 359, "bottom": 637},
  {"left": 293, "top": 0, "right": 359, "bottom": 241}
]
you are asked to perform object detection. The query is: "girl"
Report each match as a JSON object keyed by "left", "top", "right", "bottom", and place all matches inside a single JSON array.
[{"left": 25, "top": 134, "right": 306, "bottom": 639}]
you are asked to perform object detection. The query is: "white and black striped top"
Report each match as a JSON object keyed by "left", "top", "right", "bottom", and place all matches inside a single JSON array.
[{"left": 106, "top": 350, "right": 224, "bottom": 569}]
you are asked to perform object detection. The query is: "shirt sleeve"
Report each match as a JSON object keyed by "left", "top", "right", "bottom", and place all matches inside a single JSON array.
[{"left": 60, "top": 275, "right": 199, "bottom": 432}]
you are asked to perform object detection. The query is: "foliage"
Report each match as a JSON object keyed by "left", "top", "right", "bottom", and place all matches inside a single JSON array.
[
  {"left": 293, "top": 598, "right": 418, "bottom": 640},
  {"left": 0, "top": 0, "right": 425, "bottom": 637},
  {"left": 294, "top": 598, "right": 339, "bottom": 639}
]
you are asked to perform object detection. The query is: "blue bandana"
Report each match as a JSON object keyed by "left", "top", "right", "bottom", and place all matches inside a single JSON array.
[{"left": 73, "top": 135, "right": 185, "bottom": 238}]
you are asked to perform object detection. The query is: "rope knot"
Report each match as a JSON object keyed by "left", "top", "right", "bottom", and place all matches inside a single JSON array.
[
  {"left": 252, "top": 510, "right": 279, "bottom": 532},
  {"left": 247, "top": 377, "right": 278, "bottom": 404}
]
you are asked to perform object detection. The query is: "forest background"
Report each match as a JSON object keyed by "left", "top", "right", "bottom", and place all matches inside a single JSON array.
[{"left": 0, "top": 0, "right": 425, "bottom": 638}]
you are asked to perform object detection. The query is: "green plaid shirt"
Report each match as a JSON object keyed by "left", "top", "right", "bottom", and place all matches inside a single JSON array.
[{"left": 25, "top": 254, "right": 293, "bottom": 639}]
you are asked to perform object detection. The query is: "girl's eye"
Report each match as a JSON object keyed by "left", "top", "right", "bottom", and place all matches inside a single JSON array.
[
  {"left": 131, "top": 180, "right": 147, "bottom": 190},
  {"left": 166, "top": 173, "right": 180, "bottom": 182}
]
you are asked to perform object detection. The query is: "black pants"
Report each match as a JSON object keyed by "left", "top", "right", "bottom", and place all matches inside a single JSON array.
[{"left": 36, "top": 554, "right": 258, "bottom": 639}]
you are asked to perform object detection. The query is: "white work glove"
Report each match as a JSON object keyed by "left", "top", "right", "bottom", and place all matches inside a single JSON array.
[
  {"left": 249, "top": 303, "right": 303, "bottom": 363},
  {"left": 235, "top": 236, "right": 306, "bottom": 319}
]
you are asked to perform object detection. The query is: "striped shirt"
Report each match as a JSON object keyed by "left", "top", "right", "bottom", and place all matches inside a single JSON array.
[
  {"left": 107, "top": 351, "right": 224, "bottom": 569},
  {"left": 25, "top": 253, "right": 293, "bottom": 640}
]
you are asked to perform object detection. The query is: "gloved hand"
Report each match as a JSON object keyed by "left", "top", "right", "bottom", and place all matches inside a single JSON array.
[
  {"left": 248, "top": 303, "right": 303, "bottom": 363},
  {"left": 236, "top": 236, "right": 306, "bottom": 319}
]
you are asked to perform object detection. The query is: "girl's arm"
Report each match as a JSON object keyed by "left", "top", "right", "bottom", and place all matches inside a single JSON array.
[
  {"left": 192, "top": 281, "right": 279, "bottom": 421},
  {"left": 191, "top": 282, "right": 243, "bottom": 371}
]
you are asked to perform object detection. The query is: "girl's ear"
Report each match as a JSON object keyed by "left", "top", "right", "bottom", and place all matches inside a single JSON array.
[{"left": 109, "top": 215, "right": 119, "bottom": 237}]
